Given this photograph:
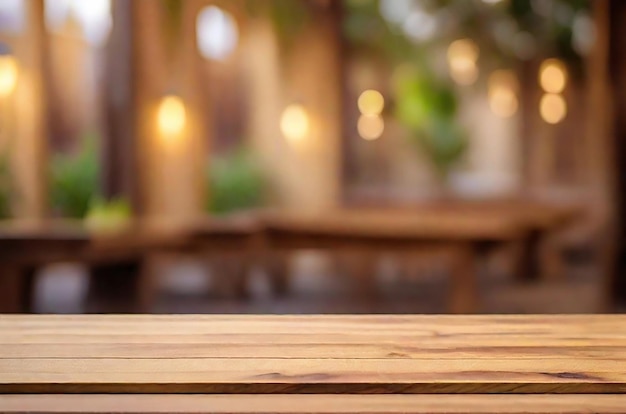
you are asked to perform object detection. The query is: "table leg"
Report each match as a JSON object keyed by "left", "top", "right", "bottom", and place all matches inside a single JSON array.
[
  {"left": 266, "top": 252, "right": 290, "bottom": 297},
  {"left": 515, "top": 231, "right": 542, "bottom": 281},
  {"left": 343, "top": 251, "right": 378, "bottom": 299},
  {"left": 211, "top": 253, "right": 249, "bottom": 299},
  {"left": 87, "top": 257, "right": 153, "bottom": 313},
  {"left": 0, "top": 264, "right": 36, "bottom": 313},
  {"left": 448, "top": 245, "right": 479, "bottom": 314}
]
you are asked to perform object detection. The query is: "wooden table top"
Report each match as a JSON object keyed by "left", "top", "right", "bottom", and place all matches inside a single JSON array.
[
  {"left": 0, "top": 219, "right": 191, "bottom": 263},
  {"left": 2, "top": 394, "right": 626, "bottom": 414},
  {"left": 262, "top": 210, "right": 526, "bottom": 243},
  {"left": 343, "top": 198, "right": 585, "bottom": 231},
  {"left": 1, "top": 315, "right": 625, "bottom": 394}
]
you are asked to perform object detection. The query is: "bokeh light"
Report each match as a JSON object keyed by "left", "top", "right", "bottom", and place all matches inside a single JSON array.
[
  {"left": 539, "top": 59, "right": 568, "bottom": 94},
  {"left": 157, "top": 95, "right": 187, "bottom": 138},
  {"left": 281, "top": 105, "right": 310, "bottom": 144},
  {"left": 488, "top": 70, "right": 519, "bottom": 118},
  {"left": 358, "top": 90, "right": 385, "bottom": 116},
  {"left": 357, "top": 114, "right": 384, "bottom": 141},
  {"left": 447, "top": 39, "right": 480, "bottom": 85},
  {"left": 0, "top": 56, "right": 18, "bottom": 97},
  {"left": 448, "top": 39, "right": 480, "bottom": 64},
  {"left": 540, "top": 93, "right": 567, "bottom": 124}
]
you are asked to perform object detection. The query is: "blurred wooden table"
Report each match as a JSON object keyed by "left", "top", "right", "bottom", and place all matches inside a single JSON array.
[
  {"left": 0, "top": 220, "right": 190, "bottom": 313},
  {"left": 262, "top": 209, "right": 528, "bottom": 313},
  {"left": 0, "top": 315, "right": 625, "bottom": 413},
  {"left": 345, "top": 198, "right": 585, "bottom": 279}
]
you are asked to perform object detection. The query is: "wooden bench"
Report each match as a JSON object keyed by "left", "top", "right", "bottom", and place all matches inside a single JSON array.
[{"left": 0, "top": 315, "right": 625, "bottom": 413}]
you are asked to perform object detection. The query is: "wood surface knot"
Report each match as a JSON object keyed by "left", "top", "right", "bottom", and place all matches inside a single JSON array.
[
  {"left": 251, "top": 372, "right": 335, "bottom": 381},
  {"left": 541, "top": 372, "right": 605, "bottom": 381}
]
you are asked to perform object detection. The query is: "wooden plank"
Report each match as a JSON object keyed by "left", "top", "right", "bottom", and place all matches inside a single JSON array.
[
  {"left": 1, "top": 316, "right": 625, "bottom": 394},
  {"left": 262, "top": 210, "right": 526, "bottom": 242},
  {"left": 2, "top": 394, "right": 626, "bottom": 414}
]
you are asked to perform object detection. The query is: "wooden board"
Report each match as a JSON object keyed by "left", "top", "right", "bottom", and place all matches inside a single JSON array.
[
  {"left": 341, "top": 199, "right": 584, "bottom": 231},
  {"left": 261, "top": 210, "right": 526, "bottom": 243},
  {"left": 1, "top": 315, "right": 625, "bottom": 394},
  {"left": 1, "top": 394, "right": 626, "bottom": 414}
]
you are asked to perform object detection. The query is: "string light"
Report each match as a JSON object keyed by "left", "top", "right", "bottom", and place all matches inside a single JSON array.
[
  {"left": 539, "top": 58, "right": 567, "bottom": 94},
  {"left": 280, "top": 104, "right": 310, "bottom": 144},
  {"left": 488, "top": 70, "right": 519, "bottom": 118},
  {"left": 357, "top": 90, "right": 384, "bottom": 116},
  {"left": 540, "top": 93, "right": 567, "bottom": 124},
  {"left": 0, "top": 55, "right": 18, "bottom": 97},
  {"left": 157, "top": 95, "right": 187, "bottom": 139},
  {"left": 357, "top": 114, "right": 384, "bottom": 141},
  {"left": 447, "top": 39, "right": 480, "bottom": 85}
]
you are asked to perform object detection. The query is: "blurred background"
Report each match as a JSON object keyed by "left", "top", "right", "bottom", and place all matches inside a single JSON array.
[{"left": 0, "top": 0, "right": 622, "bottom": 315}]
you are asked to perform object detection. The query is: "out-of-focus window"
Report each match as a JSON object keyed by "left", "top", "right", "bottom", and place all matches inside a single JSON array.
[
  {"left": 0, "top": 0, "right": 25, "bottom": 34},
  {"left": 45, "top": 0, "right": 112, "bottom": 47},
  {"left": 197, "top": 6, "right": 239, "bottom": 61}
]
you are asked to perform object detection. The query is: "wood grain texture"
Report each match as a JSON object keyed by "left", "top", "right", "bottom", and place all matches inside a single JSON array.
[
  {"left": 1, "top": 315, "right": 625, "bottom": 394},
  {"left": 1, "top": 394, "right": 626, "bottom": 414}
]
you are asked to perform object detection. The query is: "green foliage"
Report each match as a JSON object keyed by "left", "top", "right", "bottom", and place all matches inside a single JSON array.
[
  {"left": 0, "top": 153, "right": 10, "bottom": 219},
  {"left": 345, "top": 0, "right": 590, "bottom": 69},
  {"left": 85, "top": 197, "right": 132, "bottom": 231},
  {"left": 394, "top": 68, "right": 467, "bottom": 177},
  {"left": 207, "top": 149, "right": 266, "bottom": 215},
  {"left": 50, "top": 134, "right": 100, "bottom": 219}
]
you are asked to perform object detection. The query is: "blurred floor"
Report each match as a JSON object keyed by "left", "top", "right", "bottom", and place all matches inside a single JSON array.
[{"left": 32, "top": 252, "right": 604, "bottom": 315}]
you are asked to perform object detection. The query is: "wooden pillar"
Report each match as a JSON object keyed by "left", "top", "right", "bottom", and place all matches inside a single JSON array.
[
  {"left": 243, "top": 18, "right": 282, "bottom": 207},
  {"left": 104, "top": 0, "right": 207, "bottom": 221},
  {"left": 102, "top": 0, "right": 140, "bottom": 207},
  {"left": 245, "top": 4, "right": 342, "bottom": 212},
  {"left": 10, "top": 0, "right": 48, "bottom": 219},
  {"left": 607, "top": 0, "right": 626, "bottom": 301}
]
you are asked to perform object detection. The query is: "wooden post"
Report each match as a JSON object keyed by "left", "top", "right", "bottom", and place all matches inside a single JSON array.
[
  {"left": 245, "top": 5, "right": 342, "bottom": 212},
  {"left": 104, "top": 0, "right": 207, "bottom": 221},
  {"left": 10, "top": 0, "right": 48, "bottom": 219},
  {"left": 607, "top": 0, "right": 626, "bottom": 302},
  {"left": 102, "top": 0, "right": 141, "bottom": 209}
]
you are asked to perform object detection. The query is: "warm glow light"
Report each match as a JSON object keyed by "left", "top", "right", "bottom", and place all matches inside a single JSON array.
[
  {"left": 450, "top": 63, "right": 479, "bottom": 86},
  {"left": 448, "top": 39, "right": 479, "bottom": 64},
  {"left": 539, "top": 59, "right": 567, "bottom": 94},
  {"left": 447, "top": 39, "right": 479, "bottom": 85},
  {"left": 157, "top": 95, "right": 187, "bottom": 137},
  {"left": 540, "top": 93, "right": 567, "bottom": 124},
  {"left": 357, "top": 114, "right": 384, "bottom": 141},
  {"left": 281, "top": 104, "right": 309, "bottom": 144},
  {"left": 488, "top": 70, "right": 519, "bottom": 118},
  {"left": 489, "top": 88, "right": 518, "bottom": 118},
  {"left": 358, "top": 90, "right": 385, "bottom": 116},
  {"left": 0, "top": 56, "right": 18, "bottom": 97}
]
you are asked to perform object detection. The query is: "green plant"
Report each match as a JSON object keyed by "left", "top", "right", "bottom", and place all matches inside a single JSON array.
[
  {"left": 394, "top": 68, "right": 467, "bottom": 178},
  {"left": 50, "top": 133, "right": 100, "bottom": 219},
  {"left": 85, "top": 197, "right": 132, "bottom": 231},
  {"left": 207, "top": 149, "right": 266, "bottom": 215},
  {"left": 345, "top": 0, "right": 590, "bottom": 70}
]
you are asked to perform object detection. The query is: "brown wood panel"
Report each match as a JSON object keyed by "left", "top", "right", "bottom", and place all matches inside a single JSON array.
[
  {"left": 1, "top": 315, "right": 625, "bottom": 394},
  {"left": 2, "top": 394, "right": 626, "bottom": 414}
]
